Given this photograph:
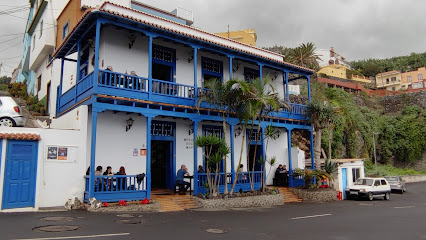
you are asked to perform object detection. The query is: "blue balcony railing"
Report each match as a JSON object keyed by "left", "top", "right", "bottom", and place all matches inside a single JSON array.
[
  {"left": 84, "top": 175, "right": 147, "bottom": 203},
  {"left": 197, "top": 171, "right": 262, "bottom": 194},
  {"left": 58, "top": 70, "right": 308, "bottom": 121}
]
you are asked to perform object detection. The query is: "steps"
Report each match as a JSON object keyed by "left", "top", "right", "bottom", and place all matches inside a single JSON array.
[
  {"left": 276, "top": 187, "right": 303, "bottom": 203},
  {"left": 151, "top": 189, "right": 198, "bottom": 212}
]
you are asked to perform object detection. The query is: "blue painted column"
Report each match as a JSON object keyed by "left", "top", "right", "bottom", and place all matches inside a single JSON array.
[
  {"left": 284, "top": 71, "right": 289, "bottom": 102},
  {"left": 287, "top": 128, "right": 293, "bottom": 187},
  {"left": 88, "top": 109, "right": 98, "bottom": 199},
  {"left": 56, "top": 58, "right": 65, "bottom": 116},
  {"left": 307, "top": 75, "right": 312, "bottom": 102},
  {"left": 229, "top": 56, "right": 233, "bottom": 80},
  {"left": 229, "top": 124, "right": 235, "bottom": 184},
  {"left": 148, "top": 35, "right": 153, "bottom": 100},
  {"left": 192, "top": 120, "right": 200, "bottom": 195},
  {"left": 193, "top": 47, "right": 198, "bottom": 104},
  {"left": 75, "top": 40, "right": 81, "bottom": 103},
  {"left": 261, "top": 125, "right": 266, "bottom": 184},
  {"left": 310, "top": 129, "right": 315, "bottom": 170},
  {"left": 259, "top": 64, "right": 263, "bottom": 79},
  {"left": 93, "top": 19, "right": 101, "bottom": 92},
  {"left": 146, "top": 115, "right": 152, "bottom": 199}
]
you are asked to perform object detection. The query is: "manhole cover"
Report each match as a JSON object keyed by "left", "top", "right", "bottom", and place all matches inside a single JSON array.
[
  {"left": 40, "top": 216, "right": 76, "bottom": 222},
  {"left": 205, "top": 228, "right": 226, "bottom": 234},
  {"left": 33, "top": 225, "right": 79, "bottom": 232},
  {"left": 116, "top": 219, "right": 143, "bottom": 224},
  {"left": 117, "top": 214, "right": 136, "bottom": 218}
]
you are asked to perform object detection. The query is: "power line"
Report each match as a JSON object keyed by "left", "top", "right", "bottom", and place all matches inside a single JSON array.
[
  {"left": 0, "top": 35, "right": 23, "bottom": 45},
  {"left": 0, "top": 55, "right": 22, "bottom": 60},
  {"left": 0, "top": 26, "right": 56, "bottom": 39},
  {"left": 0, "top": 41, "right": 22, "bottom": 54}
]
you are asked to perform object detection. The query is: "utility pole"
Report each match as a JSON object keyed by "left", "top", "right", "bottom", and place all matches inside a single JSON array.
[{"left": 373, "top": 132, "right": 380, "bottom": 176}]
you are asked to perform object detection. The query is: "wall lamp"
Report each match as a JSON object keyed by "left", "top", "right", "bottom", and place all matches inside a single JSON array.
[
  {"left": 271, "top": 71, "right": 279, "bottom": 80},
  {"left": 128, "top": 33, "right": 136, "bottom": 49},
  {"left": 189, "top": 123, "right": 194, "bottom": 135},
  {"left": 234, "top": 126, "right": 243, "bottom": 138},
  {"left": 126, "top": 117, "right": 134, "bottom": 132},
  {"left": 232, "top": 61, "right": 241, "bottom": 73},
  {"left": 187, "top": 49, "right": 194, "bottom": 63}
]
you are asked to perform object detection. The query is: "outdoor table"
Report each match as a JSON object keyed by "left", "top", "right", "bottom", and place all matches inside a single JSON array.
[{"left": 184, "top": 175, "right": 193, "bottom": 193}]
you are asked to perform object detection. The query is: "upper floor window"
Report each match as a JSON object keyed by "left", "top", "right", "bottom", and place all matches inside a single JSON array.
[
  {"left": 32, "top": 35, "right": 36, "bottom": 51},
  {"left": 37, "top": 75, "right": 42, "bottom": 92},
  {"left": 40, "top": 20, "right": 43, "bottom": 38},
  {"left": 153, "top": 45, "right": 174, "bottom": 63},
  {"left": 202, "top": 57, "right": 223, "bottom": 83},
  {"left": 391, "top": 77, "right": 396, "bottom": 82},
  {"left": 385, "top": 78, "right": 389, "bottom": 84},
  {"left": 62, "top": 21, "right": 69, "bottom": 40},
  {"left": 407, "top": 76, "right": 412, "bottom": 82},
  {"left": 244, "top": 67, "right": 259, "bottom": 81},
  {"left": 418, "top": 74, "right": 423, "bottom": 80}
]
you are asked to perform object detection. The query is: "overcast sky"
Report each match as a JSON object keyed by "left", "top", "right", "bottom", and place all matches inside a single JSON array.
[{"left": 0, "top": 0, "right": 425, "bottom": 76}]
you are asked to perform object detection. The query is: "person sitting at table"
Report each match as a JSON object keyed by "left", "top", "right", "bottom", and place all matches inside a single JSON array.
[
  {"left": 103, "top": 66, "right": 114, "bottom": 85},
  {"left": 94, "top": 166, "right": 103, "bottom": 191},
  {"left": 197, "top": 165, "right": 205, "bottom": 173},
  {"left": 274, "top": 164, "right": 285, "bottom": 186},
  {"left": 282, "top": 165, "right": 289, "bottom": 186},
  {"left": 115, "top": 166, "right": 127, "bottom": 190},
  {"left": 176, "top": 164, "right": 190, "bottom": 195},
  {"left": 103, "top": 166, "right": 114, "bottom": 190}
]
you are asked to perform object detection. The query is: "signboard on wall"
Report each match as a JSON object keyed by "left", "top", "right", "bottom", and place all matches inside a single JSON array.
[
  {"left": 288, "top": 85, "right": 300, "bottom": 95},
  {"left": 46, "top": 145, "right": 77, "bottom": 163}
]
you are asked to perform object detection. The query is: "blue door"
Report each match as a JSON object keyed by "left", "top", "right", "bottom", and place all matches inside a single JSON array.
[
  {"left": 2, "top": 140, "right": 38, "bottom": 209},
  {"left": 342, "top": 168, "right": 347, "bottom": 200}
]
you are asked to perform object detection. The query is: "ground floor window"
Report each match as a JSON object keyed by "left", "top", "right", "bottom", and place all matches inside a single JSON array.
[{"left": 352, "top": 168, "right": 360, "bottom": 182}]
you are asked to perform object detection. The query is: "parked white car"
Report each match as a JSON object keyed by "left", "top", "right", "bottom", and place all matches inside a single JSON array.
[
  {"left": 345, "top": 177, "right": 391, "bottom": 201},
  {"left": 0, "top": 96, "right": 26, "bottom": 127}
]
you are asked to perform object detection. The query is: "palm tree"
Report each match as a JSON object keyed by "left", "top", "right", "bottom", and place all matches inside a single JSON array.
[
  {"left": 287, "top": 42, "right": 320, "bottom": 70},
  {"left": 305, "top": 100, "right": 334, "bottom": 170},
  {"left": 198, "top": 79, "right": 240, "bottom": 194}
]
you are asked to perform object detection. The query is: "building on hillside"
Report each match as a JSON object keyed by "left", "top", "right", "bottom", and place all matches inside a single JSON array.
[
  {"left": 317, "top": 64, "right": 371, "bottom": 84},
  {"left": 215, "top": 29, "right": 257, "bottom": 46},
  {"left": 401, "top": 67, "right": 426, "bottom": 90},
  {"left": 375, "top": 70, "right": 402, "bottom": 91},
  {"left": 316, "top": 47, "right": 351, "bottom": 68},
  {"left": 0, "top": 0, "right": 316, "bottom": 211}
]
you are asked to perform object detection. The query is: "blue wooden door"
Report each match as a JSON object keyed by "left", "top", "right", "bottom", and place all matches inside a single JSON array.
[
  {"left": 2, "top": 140, "right": 38, "bottom": 209},
  {"left": 342, "top": 168, "right": 347, "bottom": 200}
]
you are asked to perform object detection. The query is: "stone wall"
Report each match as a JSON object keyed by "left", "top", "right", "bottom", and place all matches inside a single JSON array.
[
  {"left": 194, "top": 194, "right": 284, "bottom": 209},
  {"left": 380, "top": 91, "right": 426, "bottom": 114},
  {"left": 291, "top": 188, "right": 337, "bottom": 202}
]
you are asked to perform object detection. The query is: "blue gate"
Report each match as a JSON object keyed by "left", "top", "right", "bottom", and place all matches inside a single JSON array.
[
  {"left": 341, "top": 168, "right": 347, "bottom": 200},
  {"left": 2, "top": 140, "right": 38, "bottom": 209}
]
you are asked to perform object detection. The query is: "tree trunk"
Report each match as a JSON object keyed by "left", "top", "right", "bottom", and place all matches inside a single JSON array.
[
  {"left": 230, "top": 125, "right": 247, "bottom": 195},
  {"left": 314, "top": 128, "right": 322, "bottom": 170},
  {"left": 222, "top": 115, "right": 228, "bottom": 194}
]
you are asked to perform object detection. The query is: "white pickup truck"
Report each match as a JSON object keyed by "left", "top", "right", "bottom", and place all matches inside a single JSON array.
[{"left": 345, "top": 177, "right": 391, "bottom": 201}]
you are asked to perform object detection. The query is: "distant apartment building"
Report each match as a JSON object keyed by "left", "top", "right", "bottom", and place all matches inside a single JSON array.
[
  {"left": 215, "top": 29, "right": 257, "bottom": 46},
  {"left": 375, "top": 70, "right": 401, "bottom": 91},
  {"left": 401, "top": 67, "right": 426, "bottom": 90}
]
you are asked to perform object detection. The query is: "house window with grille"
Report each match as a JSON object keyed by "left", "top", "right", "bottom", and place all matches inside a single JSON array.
[
  {"left": 203, "top": 126, "right": 223, "bottom": 138},
  {"left": 201, "top": 57, "right": 223, "bottom": 84},
  {"left": 153, "top": 45, "right": 174, "bottom": 63},
  {"left": 244, "top": 67, "right": 259, "bottom": 81},
  {"left": 151, "top": 122, "right": 174, "bottom": 137}
]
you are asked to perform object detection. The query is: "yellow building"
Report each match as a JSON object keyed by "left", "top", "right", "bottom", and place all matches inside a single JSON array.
[
  {"left": 317, "top": 64, "right": 371, "bottom": 83},
  {"left": 216, "top": 29, "right": 257, "bottom": 46},
  {"left": 401, "top": 67, "right": 426, "bottom": 90},
  {"left": 375, "top": 70, "right": 402, "bottom": 91}
]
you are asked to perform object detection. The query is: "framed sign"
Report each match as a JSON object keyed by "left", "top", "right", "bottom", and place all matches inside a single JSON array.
[{"left": 46, "top": 145, "right": 77, "bottom": 163}]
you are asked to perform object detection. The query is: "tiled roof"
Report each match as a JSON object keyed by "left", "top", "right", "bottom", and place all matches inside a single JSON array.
[
  {"left": 0, "top": 133, "right": 41, "bottom": 141},
  {"left": 54, "top": 2, "right": 314, "bottom": 74},
  {"left": 376, "top": 70, "right": 401, "bottom": 77}
]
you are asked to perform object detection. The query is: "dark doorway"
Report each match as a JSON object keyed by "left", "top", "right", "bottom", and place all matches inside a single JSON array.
[
  {"left": 152, "top": 63, "right": 172, "bottom": 82},
  {"left": 248, "top": 144, "right": 263, "bottom": 171},
  {"left": 151, "top": 141, "right": 173, "bottom": 189}
]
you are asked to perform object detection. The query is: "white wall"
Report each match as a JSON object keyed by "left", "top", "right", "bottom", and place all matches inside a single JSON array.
[
  {"left": 0, "top": 126, "right": 88, "bottom": 211},
  {"left": 264, "top": 128, "right": 288, "bottom": 185},
  {"left": 336, "top": 161, "right": 365, "bottom": 193}
]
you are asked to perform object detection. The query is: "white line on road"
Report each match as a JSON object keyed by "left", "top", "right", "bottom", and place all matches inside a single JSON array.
[
  {"left": 394, "top": 206, "right": 415, "bottom": 209},
  {"left": 11, "top": 233, "right": 130, "bottom": 240},
  {"left": 291, "top": 213, "right": 332, "bottom": 220}
]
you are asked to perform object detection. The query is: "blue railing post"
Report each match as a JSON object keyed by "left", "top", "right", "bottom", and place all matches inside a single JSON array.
[
  {"left": 88, "top": 108, "right": 99, "bottom": 199},
  {"left": 287, "top": 128, "right": 293, "bottom": 187},
  {"left": 228, "top": 55, "right": 233, "bottom": 80},
  {"left": 259, "top": 63, "right": 263, "bottom": 79},
  {"left": 56, "top": 58, "right": 65, "bottom": 116}
]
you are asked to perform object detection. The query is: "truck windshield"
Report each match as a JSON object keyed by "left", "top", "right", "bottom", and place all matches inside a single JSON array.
[{"left": 355, "top": 178, "right": 373, "bottom": 186}]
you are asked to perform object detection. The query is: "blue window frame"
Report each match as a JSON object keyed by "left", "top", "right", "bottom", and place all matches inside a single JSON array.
[
  {"left": 62, "top": 21, "right": 69, "bottom": 40},
  {"left": 201, "top": 57, "right": 223, "bottom": 83},
  {"left": 202, "top": 125, "right": 224, "bottom": 172},
  {"left": 152, "top": 44, "right": 176, "bottom": 82},
  {"left": 244, "top": 67, "right": 259, "bottom": 81}
]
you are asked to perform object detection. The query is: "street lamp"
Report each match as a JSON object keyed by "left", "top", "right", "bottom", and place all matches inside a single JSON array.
[{"left": 373, "top": 132, "right": 380, "bottom": 176}]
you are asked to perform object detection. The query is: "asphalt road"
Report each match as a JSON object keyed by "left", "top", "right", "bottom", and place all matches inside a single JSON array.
[{"left": 0, "top": 182, "right": 425, "bottom": 240}]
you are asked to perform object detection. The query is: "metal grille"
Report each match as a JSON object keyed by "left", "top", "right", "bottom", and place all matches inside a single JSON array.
[
  {"left": 202, "top": 59, "right": 221, "bottom": 74},
  {"left": 151, "top": 123, "right": 174, "bottom": 136},
  {"left": 249, "top": 131, "right": 262, "bottom": 141},
  {"left": 245, "top": 68, "right": 259, "bottom": 81},
  {"left": 203, "top": 127, "right": 222, "bottom": 138},
  {"left": 153, "top": 47, "right": 173, "bottom": 62}
]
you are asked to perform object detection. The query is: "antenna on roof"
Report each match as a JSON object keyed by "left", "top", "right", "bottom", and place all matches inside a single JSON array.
[{"left": 227, "top": 24, "right": 230, "bottom": 38}]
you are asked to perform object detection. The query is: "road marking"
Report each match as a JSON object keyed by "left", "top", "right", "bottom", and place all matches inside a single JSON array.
[
  {"left": 394, "top": 206, "right": 415, "bottom": 209},
  {"left": 291, "top": 213, "right": 332, "bottom": 220},
  {"left": 12, "top": 233, "right": 130, "bottom": 240}
]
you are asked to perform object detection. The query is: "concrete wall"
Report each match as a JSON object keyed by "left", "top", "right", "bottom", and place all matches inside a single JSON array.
[
  {"left": 0, "top": 126, "right": 87, "bottom": 211},
  {"left": 400, "top": 174, "right": 426, "bottom": 183}
]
